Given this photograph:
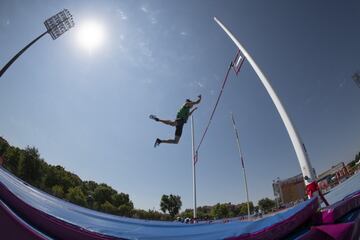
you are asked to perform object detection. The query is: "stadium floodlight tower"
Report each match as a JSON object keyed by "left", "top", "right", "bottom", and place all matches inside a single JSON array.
[
  {"left": 214, "top": 17, "right": 320, "bottom": 199},
  {"left": 0, "top": 9, "right": 74, "bottom": 78}
]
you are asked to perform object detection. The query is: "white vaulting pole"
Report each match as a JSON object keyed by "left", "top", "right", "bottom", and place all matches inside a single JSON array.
[
  {"left": 214, "top": 17, "right": 317, "bottom": 193},
  {"left": 191, "top": 115, "right": 197, "bottom": 218},
  {"left": 231, "top": 113, "right": 251, "bottom": 218}
]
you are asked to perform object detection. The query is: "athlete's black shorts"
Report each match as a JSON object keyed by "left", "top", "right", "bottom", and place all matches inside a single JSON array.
[{"left": 175, "top": 118, "right": 186, "bottom": 137}]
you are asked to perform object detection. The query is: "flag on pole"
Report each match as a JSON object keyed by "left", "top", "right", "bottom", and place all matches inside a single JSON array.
[{"left": 232, "top": 50, "right": 245, "bottom": 75}]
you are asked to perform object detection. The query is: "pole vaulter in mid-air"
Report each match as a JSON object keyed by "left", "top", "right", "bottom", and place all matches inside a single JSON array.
[{"left": 150, "top": 95, "right": 202, "bottom": 147}]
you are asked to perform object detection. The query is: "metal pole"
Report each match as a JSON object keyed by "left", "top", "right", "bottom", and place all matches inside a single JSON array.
[
  {"left": 191, "top": 115, "right": 197, "bottom": 219},
  {"left": 0, "top": 31, "right": 48, "bottom": 78},
  {"left": 231, "top": 112, "right": 250, "bottom": 218},
  {"left": 214, "top": 17, "right": 317, "bottom": 192},
  {"left": 1, "top": 9, "right": 74, "bottom": 79}
]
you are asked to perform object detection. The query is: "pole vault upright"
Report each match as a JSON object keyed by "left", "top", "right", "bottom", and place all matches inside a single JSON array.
[
  {"left": 191, "top": 115, "right": 197, "bottom": 218},
  {"left": 231, "top": 113, "right": 251, "bottom": 218},
  {"left": 214, "top": 17, "right": 318, "bottom": 197}
]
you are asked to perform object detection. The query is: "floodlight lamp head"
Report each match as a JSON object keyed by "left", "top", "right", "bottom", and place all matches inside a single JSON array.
[{"left": 44, "top": 9, "right": 75, "bottom": 40}]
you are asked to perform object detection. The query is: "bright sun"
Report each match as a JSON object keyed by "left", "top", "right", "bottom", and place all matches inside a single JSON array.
[{"left": 77, "top": 21, "right": 104, "bottom": 52}]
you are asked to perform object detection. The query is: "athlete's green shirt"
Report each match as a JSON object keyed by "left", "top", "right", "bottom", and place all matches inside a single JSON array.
[{"left": 176, "top": 104, "right": 190, "bottom": 122}]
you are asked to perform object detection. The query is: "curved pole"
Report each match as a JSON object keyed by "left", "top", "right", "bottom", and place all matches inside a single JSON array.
[{"left": 214, "top": 17, "right": 316, "bottom": 187}]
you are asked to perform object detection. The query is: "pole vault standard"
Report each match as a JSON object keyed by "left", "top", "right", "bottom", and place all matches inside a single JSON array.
[
  {"left": 214, "top": 17, "right": 318, "bottom": 197},
  {"left": 231, "top": 113, "right": 250, "bottom": 218},
  {"left": 191, "top": 115, "right": 197, "bottom": 219},
  {"left": 0, "top": 9, "right": 74, "bottom": 78}
]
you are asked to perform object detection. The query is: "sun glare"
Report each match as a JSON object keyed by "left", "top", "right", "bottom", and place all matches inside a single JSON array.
[{"left": 77, "top": 21, "right": 104, "bottom": 52}]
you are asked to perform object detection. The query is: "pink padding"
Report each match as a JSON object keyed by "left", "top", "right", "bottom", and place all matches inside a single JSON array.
[
  {"left": 0, "top": 182, "right": 119, "bottom": 240},
  {"left": 349, "top": 210, "right": 360, "bottom": 240},
  {"left": 321, "top": 194, "right": 360, "bottom": 224},
  {"left": 295, "top": 228, "right": 334, "bottom": 240},
  {"left": 0, "top": 200, "right": 47, "bottom": 240},
  {"left": 226, "top": 198, "right": 318, "bottom": 240},
  {"left": 313, "top": 223, "right": 354, "bottom": 240}
]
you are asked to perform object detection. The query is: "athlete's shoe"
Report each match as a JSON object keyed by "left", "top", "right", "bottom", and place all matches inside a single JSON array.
[
  {"left": 149, "top": 114, "right": 159, "bottom": 121},
  {"left": 154, "top": 138, "right": 161, "bottom": 148}
]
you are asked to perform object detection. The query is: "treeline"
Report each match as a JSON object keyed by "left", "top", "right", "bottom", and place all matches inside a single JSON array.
[
  {"left": 0, "top": 137, "right": 174, "bottom": 220},
  {"left": 180, "top": 202, "right": 256, "bottom": 220},
  {"left": 0, "top": 136, "right": 276, "bottom": 221},
  {"left": 179, "top": 198, "right": 276, "bottom": 220}
]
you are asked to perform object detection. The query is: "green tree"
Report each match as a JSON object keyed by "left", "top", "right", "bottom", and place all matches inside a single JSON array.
[
  {"left": 132, "top": 209, "right": 170, "bottom": 221},
  {"left": 211, "top": 203, "right": 229, "bottom": 219},
  {"left": 65, "top": 172, "right": 82, "bottom": 188},
  {"left": 258, "top": 198, "right": 276, "bottom": 213},
  {"left": 132, "top": 209, "right": 148, "bottom": 219},
  {"left": 43, "top": 165, "right": 60, "bottom": 189},
  {"left": 112, "top": 193, "right": 133, "bottom": 208},
  {"left": 17, "top": 147, "right": 41, "bottom": 185},
  {"left": 118, "top": 204, "right": 133, "bottom": 217},
  {"left": 227, "top": 203, "right": 240, "bottom": 217},
  {"left": 196, "top": 206, "right": 212, "bottom": 220},
  {"left": 51, "top": 185, "right": 65, "bottom": 198},
  {"left": 100, "top": 201, "right": 119, "bottom": 215},
  {"left": 0, "top": 137, "right": 9, "bottom": 156},
  {"left": 179, "top": 209, "right": 193, "bottom": 219},
  {"left": 66, "top": 186, "right": 87, "bottom": 206},
  {"left": 43, "top": 165, "right": 82, "bottom": 193},
  {"left": 93, "top": 184, "right": 117, "bottom": 205},
  {"left": 82, "top": 180, "right": 98, "bottom": 194},
  {"left": 0, "top": 136, "right": 140, "bottom": 219},
  {"left": 160, "top": 194, "right": 182, "bottom": 218},
  {"left": 239, "top": 201, "right": 254, "bottom": 215},
  {"left": 3, "top": 147, "right": 22, "bottom": 174}
]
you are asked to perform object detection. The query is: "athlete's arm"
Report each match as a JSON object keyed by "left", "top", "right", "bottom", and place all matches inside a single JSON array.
[
  {"left": 189, "top": 107, "right": 198, "bottom": 116},
  {"left": 185, "top": 95, "right": 201, "bottom": 108}
]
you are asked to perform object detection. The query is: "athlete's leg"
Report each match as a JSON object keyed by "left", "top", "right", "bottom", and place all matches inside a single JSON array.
[
  {"left": 160, "top": 135, "right": 181, "bottom": 144},
  {"left": 158, "top": 119, "right": 177, "bottom": 126},
  {"left": 154, "top": 119, "right": 183, "bottom": 147},
  {"left": 159, "top": 121, "right": 183, "bottom": 144},
  {"left": 150, "top": 115, "right": 177, "bottom": 126}
]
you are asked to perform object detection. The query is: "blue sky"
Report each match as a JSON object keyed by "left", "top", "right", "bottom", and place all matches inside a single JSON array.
[{"left": 0, "top": 0, "right": 360, "bottom": 211}]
